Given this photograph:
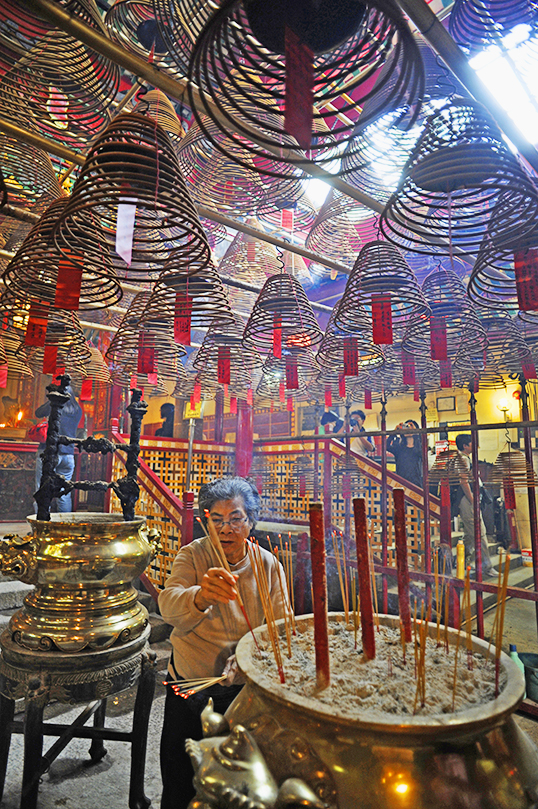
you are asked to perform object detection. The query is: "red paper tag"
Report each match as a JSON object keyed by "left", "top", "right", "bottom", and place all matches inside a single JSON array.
[
  {"left": 270, "top": 401, "right": 274, "bottom": 413},
  {"left": 247, "top": 388, "right": 253, "bottom": 406},
  {"left": 439, "top": 359, "right": 452, "bottom": 388},
  {"left": 471, "top": 376, "right": 479, "bottom": 393},
  {"left": 279, "top": 381, "right": 285, "bottom": 403},
  {"left": 514, "top": 249, "right": 538, "bottom": 312},
  {"left": 25, "top": 303, "right": 48, "bottom": 347},
  {"left": 130, "top": 375, "right": 138, "bottom": 390},
  {"left": 225, "top": 179, "right": 233, "bottom": 200},
  {"left": 339, "top": 374, "right": 346, "bottom": 398},
  {"left": 1, "top": 314, "right": 8, "bottom": 330},
  {"left": 440, "top": 478, "right": 451, "bottom": 509},
  {"left": 190, "top": 394, "right": 195, "bottom": 410},
  {"left": 287, "top": 396, "right": 293, "bottom": 412},
  {"left": 273, "top": 313, "right": 282, "bottom": 359},
  {"left": 217, "top": 346, "right": 231, "bottom": 385},
  {"left": 286, "top": 356, "right": 299, "bottom": 389},
  {"left": 223, "top": 383, "right": 229, "bottom": 398},
  {"left": 147, "top": 372, "right": 158, "bottom": 385},
  {"left": 55, "top": 254, "right": 82, "bottom": 310},
  {"left": 256, "top": 475, "right": 263, "bottom": 495},
  {"left": 247, "top": 241, "right": 256, "bottom": 262},
  {"left": 299, "top": 474, "right": 306, "bottom": 498},
  {"left": 414, "top": 387, "right": 420, "bottom": 402},
  {"left": 42, "top": 344, "right": 58, "bottom": 374},
  {"left": 230, "top": 396, "right": 237, "bottom": 414},
  {"left": 402, "top": 348, "right": 416, "bottom": 386},
  {"left": 193, "top": 382, "right": 201, "bottom": 404},
  {"left": 324, "top": 387, "right": 332, "bottom": 407},
  {"left": 174, "top": 292, "right": 193, "bottom": 346},
  {"left": 430, "top": 316, "right": 448, "bottom": 361},
  {"left": 522, "top": 360, "right": 537, "bottom": 380},
  {"left": 343, "top": 337, "right": 358, "bottom": 376},
  {"left": 364, "top": 388, "right": 372, "bottom": 409},
  {"left": 504, "top": 477, "right": 516, "bottom": 510},
  {"left": 80, "top": 377, "right": 93, "bottom": 400},
  {"left": 372, "top": 293, "right": 393, "bottom": 345},
  {"left": 0, "top": 364, "right": 8, "bottom": 388},
  {"left": 137, "top": 333, "right": 155, "bottom": 374},
  {"left": 284, "top": 26, "right": 314, "bottom": 149},
  {"left": 281, "top": 209, "right": 294, "bottom": 231}
]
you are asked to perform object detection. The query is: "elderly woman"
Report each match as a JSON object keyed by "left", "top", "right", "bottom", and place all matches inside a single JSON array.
[{"left": 159, "top": 476, "right": 286, "bottom": 809}]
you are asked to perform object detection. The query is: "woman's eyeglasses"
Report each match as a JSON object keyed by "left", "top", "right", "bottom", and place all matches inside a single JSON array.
[{"left": 210, "top": 516, "right": 248, "bottom": 531}]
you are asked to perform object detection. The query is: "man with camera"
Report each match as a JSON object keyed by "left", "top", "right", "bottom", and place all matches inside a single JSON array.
[
  {"left": 350, "top": 409, "right": 375, "bottom": 457},
  {"left": 387, "top": 419, "right": 422, "bottom": 488}
]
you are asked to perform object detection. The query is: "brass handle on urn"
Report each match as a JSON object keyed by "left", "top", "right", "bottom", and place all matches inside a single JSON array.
[
  {"left": 0, "top": 534, "right": 38, "bottom": 584},
  {"left": 145, "top": 527, "right": 162, "bottom": 561}
]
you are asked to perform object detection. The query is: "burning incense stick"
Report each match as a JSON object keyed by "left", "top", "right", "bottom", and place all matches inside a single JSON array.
[
  {"left": 341, "top": 531, "right": 350, "bottom": 623},
  {"left": 369, "top": 542, "right": 380, "bottom": 631},
  {"left": 353, "top": 498, "right": 376, "bottom": 660},
  {"left": 434, "top": 548, "right": 440, "bottom": 646},
  {"left": 272, "top": 547, "right": 292, "bottom": 658},
  {"left": 495, "top": 553, "right": 511, "bottom": 697},
  {"left": 444, "top": 580, "right": 450, "bottom": 654},
  {"left": 393, "top": 489, "right": 411, "bottom": 643},
  {"left": 464, "top": 567, "right": 473, "bottom": 670},
  {"left": 166, "top": 675, "right": 226, "bottom": 697},
  {"left": 248, "top": 543, "right": 285, "bottom": 683},
  {"left": 309, "top": 503, "right": 330, "bottom": 690},
  {"left": 332, "top": 531, "right": 349, "bottom": 624}
]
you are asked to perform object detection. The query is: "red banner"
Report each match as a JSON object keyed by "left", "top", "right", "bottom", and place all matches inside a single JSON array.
[
  {"left": 147, "top": 372, "right": 158, "bottom": 385},
  {"left": 364, "top": 388, "right": 372, "bottom": 409},
  {"left": 42, "top": 344, "right": 58, "bottom": 374},
  {"left": 339, "top": 374, "right": 346, "bottom": 398},
  {"left": 230, "top": 396, "right": 237, "bottom": 415},
  {"left": 281, "top": 209, "right": 294, "bottom": 231},
  {"left": 80, "top": 377, "right": 93, "bottom": 400},
  {"left": 401, "top": 348, "right": 416, "bottom": 386},
  {"left": 279, "top": 381, "right": 286, "bottom": 403},
  {"left": 430, "top": 316, "right": 448, "bottom": 361},
  {"left": 343, "top": 336, "right": 358, "bottom": 376},
  {"left": 504, "top": 478, "right": 516, "bottom": 510},
  {"left": 130, "top": 375, "right": 137, "bottom": 390},
  {"left": 137, "top": 333, "right": 155, "bottom": 374},
  {"left": 285, "top": 356, "right": 299, "bottom": 389},
  {"left": 414, "top": 387, "right": 420, "bottom": 402},
  {"left": 514, "top": 248, "right": 538, "bottom": 312},
  {"left": 174, "top": 292, "right": 193, "bottom": 346},
  {"left": 25, "top": 303, "right": 48, "bottom": 347},
  {"left": 439, "top": 359, "right": 452, "bottom": 388},
  {"left": 287, "top": 396, "right": 293, "bottom": 412},
  {"left": 372, "top": 293, "right": 393, "bottom": 345},
  {"left": 193, "top": 382, "right": 201, "bottom": 404},
  {"left": 217, "top": 346, "right": 231, "bottom": 384},
  {"left": 522, "top": 360, "right": 537, "bottom": 380},
  {"left": 247, "top": 388, "right": 253, "bottom": 405},
  {"left": 324, "top": 387, "right": 332, "bottom": 407},
  {"left": 55, "top": 254, "right": 82, "bottom": 310},
  {"left": 0, "top": 364, "right": 7, "bottom": 388},
  {"left": 284, "top": 26, "right": 314, "bottom": 149},
  {"left": 273, "top": 313, "right": 282, "bottom": 359}
]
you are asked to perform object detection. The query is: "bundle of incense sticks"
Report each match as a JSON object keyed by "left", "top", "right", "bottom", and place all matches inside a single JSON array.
[
  {"left": 278, "top": 534, "right": 297, "bottom": 635},
  {"left": 248, "top": 541, "right": 286, "bottom": 683},
  {"left": 332, "top": 530, "right": 349, "bottom": 624},
  {"left": 165, "top": 675, "right": 226, "bottom": 698},
  {"left": 492, "top": 552, "right": 511, "bottom": 697},
  {"left": 267, "top": 538, "right": 293, "bottom": 658},
  {"left": 353, "top": 498, "right": 376, "bottom": 660},
  {"left": 413, "top": 599, "right": 431, "bottom": 713},
  {"left": 393, "top": 489, "right": 411, "bottom": 643}
]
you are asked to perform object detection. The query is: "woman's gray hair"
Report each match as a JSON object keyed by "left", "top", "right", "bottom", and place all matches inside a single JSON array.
[{"left": 198, "top": 477, "right": 260, "bottom": 529}]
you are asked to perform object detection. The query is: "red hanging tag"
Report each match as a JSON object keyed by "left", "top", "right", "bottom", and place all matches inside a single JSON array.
[
  {"left": 1, "top": 314, "right": 8, "bottom": 330},
  {"left": 224, "top": 179, "right": 233, "bottom": 201},
  {"left": 364, "top": 388, "right": 372, "bottom": 409},
  {"left": 54, "top": 253, "right": 82, "bottom": 310},
  {"left": 279, "top": 381, "right": 286, "bottom": 403},
  {"left": 522, "top": 359, "right": 537, "bottom": 380},
  {"left": 343, "top": 336, "right": 358, "bottom": 376},
  {"left": 42, "top": 344, "right": 58, "bottom": 374},
  {"left": 137, "top": 333, "right": 156, "bottom": 374},
  {"left": 402, "top": 348, "right": 416, "bottom": 386},
  {"left": 281, "top": 209, "right": 294, "bottom": 231},
  {"left": 339, "top": 374, "right": 346, "bottom": 398},
  {"left": 80, "top": 377, "right": 93, "bottom": 400},
  {"left": 371, "top": 293, "right": 393, "bottom": 345},
  {"left": 471, "top": 376, "right": 479, "bottom": 393},
  {"left": 514, "top": 249, "right": 538, "bottom": 311},
  {"left": 116, "top": 197, "right": 137, "bottom": 265},
  {"left": 193, "top": 382, "right": 201, "bottom": 404},
  {"left": 130, "top": 375, "right": 138, "bottom": 389},
  {"left": 439, "top": 359, "right": 452, "bottom": 388},
  {"left": 440, "top": 478, "right": 451, "bottom": 509},
  {"left": 174, "top": 292, "right": 193, "bottom": 346},
  {"left": 504, "top": 478, "right": 516, "bottom": 510},
  {"left": 217, "top": 346, "right": 231, "bottom": 384},
  {"left": 270, "top": 400, "right": 274, "bottom": 413},
  {"left": 230, "top": 396, "right": 237, "bottom": 414},
  {"left": 25, "top": 303, "right": 49, "bottom": 347},
  {"left": 273, "top": 313, "right": 282, "bottom": 359},
  {"left": 284, "top": 26, "right": 314, "bottom": 149},
  {"left": 414, "top": 387, "right": 420, "bottom": 402},
  {"left": 147, "top": 372, "right": 158, "bottom": 385},
  {"left": 287, "top": 396, "right": 293, "bottom": 412},
  {"left": 247, "top": 241, "right": 256, "bottom": 262},
  {"left": 299, "top": 474, "right": 306, "bottom": 498},
  {"left": 190, "top": 394, "right": 195, "bottom": 410},
  {"left": 285, "top": 356, "right": 299, "bottom": 389},
  {"left": 324, "top": 387, "right": 332, "bottom": 408},
  {"left": 430, "top": 316, "right": 448, "bottom": 361},
  {"left": 342, "top": 474, "right": 352, "bottom": 499},
  {"left": 0, "top": 364, "right": 8, "bottom": 388},
  {"left": 247, "top": 388, "right": 253, "bottom": 406},
  {"left": 223, "top": 383, "right": 229, "bottom": 398}
]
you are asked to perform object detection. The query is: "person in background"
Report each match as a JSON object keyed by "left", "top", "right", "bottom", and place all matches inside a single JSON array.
[
  {"left": 34, "top": 384, "right": 82, "bottom": 512},
  {"left": 320, "top": 408, "right": 344, "bottom": 434},
  {"left": 387, "top": 419, "right": 423, "bottom": 487},
  {"left": 451, "top": 434, "right": 497, "bottom": 578},
  {"left": 350, "top": 409, "right": 375, "bottom": 457},
  {"left": 155, "top": 402, "right": 175, "bottom": 438},
  {"left": 159, "top": 477, "right": 286, "bottom": 809}
]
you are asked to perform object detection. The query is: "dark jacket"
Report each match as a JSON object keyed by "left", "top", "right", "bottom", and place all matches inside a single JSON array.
[
  {"left": 35, "top": 395, "right": 82, "bottom": 455},
  {"left": 387, "top": 435, "right": 423, "bottom": 488}
]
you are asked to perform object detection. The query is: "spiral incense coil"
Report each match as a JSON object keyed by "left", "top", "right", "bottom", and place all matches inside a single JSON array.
[
  {"left": 280, "top": 251, "right": 313, "bottom": 287},
  {"left": 428, "top": 448, "right": 470, "bottom": 485},
  {"left": 188, "top": 0, "right": 424, "bottom": 179},
  {"left": 403, "top": 266, "right": 487, "bottom": 360},
  {"left": 380, "top": 98, "right": 538, "bottom": 257},
  {"left": 0, "top": 0, "right": 120, "bottom": 146},
  {"left": 307, "top": 370, "right": 348, "bottom": 405},
  {"left": 194, "top": 312, "right": 262, "bottom": 373},
  {"left": 256, "top": 352, "right": 311, "bottom": 402},
  {"left": 151, "top": 0, "right": 215, "bottom": 76},
  {"left": 288, "top": 455, "right": 316, "bottom": 495},
  {"left": 250, "top": 454, "right": 278, "bottom": 493},
  {"left": 105, "top": 1, "right": 178, "bottom": 73},
  {"left": 132, "top": 90, "right": 186, "bottom": 143},
  {"left": 84, "top": 345, "right": 112, "bottom": 384},
  {"left": 1, "top": 332, "right": 33, "bottom": 377},
  {"left": 449, "top": 0, "right": 538, "bottom": 53},
  {"left": 54, "top": 112, "right": 212, "bottom": 280},
  {"left": 490, "top": 447, "right": 538, "bottom": 488},
  {"left": 0, "top": 135, "right": 63, "bottom": 209},
  {"left": 147, "top": 376, "right": 171, "bottom": 396},
  {"left": 25, "top": 309, "right": 91, "bottom": 375},
  {"left": 218, "top": 224, "right": 282, "bottom": 287},
  {"left": 477, "top": 310, "right": 535, "bottom": 381},
  {"left": 150, "top": 262, "right": 234, "bottom": 333},
  {"left": 468, "top": 234, "right": 522, "bottom": 314},
  {"left": 335, "top": 240, "right": 430, "bottom": 341},
  {"left": 200, "top": 218, "right": 228, "bottom": 249},
  {"left": 330, "top": 458, "right": 366, "bottom": 497},
  {"left": 2, "top": 197, "right": 123, "bottom": 312},
  {"left": 258, "top": 193, "right": 317, "bottom": 235},
  {"left": 316, "top": 306, "right": 384, "bottom": 376},
  {"left": 171, "top": 362, "right": 190, "bottom": 398},
  {"left": 306, "top": 190, "right": 367, "bottom": 269},
  {"left": 243, "top": 273, "right": 322, "bottom": 355}
]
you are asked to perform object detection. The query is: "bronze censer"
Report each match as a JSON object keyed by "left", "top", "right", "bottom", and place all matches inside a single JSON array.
[{"left": 187, "top": 614, "right": 538, "bottom": 809}]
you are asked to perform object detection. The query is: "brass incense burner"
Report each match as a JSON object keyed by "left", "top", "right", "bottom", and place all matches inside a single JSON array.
[
  {"left": 187, "top": 614, "right": 538, "bottom": 809},
  {"left": 0, "top": 512, "right": 159, "bottom": 654}
]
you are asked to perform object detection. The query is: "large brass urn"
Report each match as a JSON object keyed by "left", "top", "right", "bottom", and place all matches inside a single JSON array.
[{"left": 0, "top": 512, "right": 159, "bottom": 654}]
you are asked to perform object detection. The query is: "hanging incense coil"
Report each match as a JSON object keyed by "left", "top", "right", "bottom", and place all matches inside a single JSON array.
[
  {"left": 380, "top": 97, "right": 538, "bottom": 257},
  {"left": 147, "top": 376, "right": 171, "bottom": 397},
  {"left": 330, "top": 456, "right": 367, "bottom": 497},
  {"left": 306, "top": 190, "right": 366, "bottom": 270},
  {"left": 0, "top": 135, "right": 63, "bottom": 209},
  {"left": 132, "top": 89, "right": 186, "bottom": 143},
  {"left": 288, "top": 455, "right": 316, "bottom": 496},
  {"left": 490, "top": 447, "right": 538, "bottom": 488},
  {"left": 476, "top": 310, "right": 535, "bottom": 383},
  {"left": 151, "top": 0, "right": 214, "bottom": 76},
  {"left": 188, "top": 0, "right": 424, "bottom": 179},
  {"left": 25, "top": 309, "right": 91, "bottom": 375},
  {"left": 81, "top": 344, "right": 112, "bottom": 385},
  {"left": 307, "top": 370, "right": 349, "bottom": 406},
  {"left": 1, "top": 332, "right": 33, "bottom": 377},
  {"left": 218, "top": 223, "right": 281, "bottom": 287},
  {"left": 54, "top": 112, "right": 212, "bottom": 280},
  {"left": 258, "top": 194, "right": 317, "bottom": 236},
  {"left": 468, "top": 234, "right": 523, "bottom": 314},
  {"left": 449, "top": 0, "right": 538, "bottom": 52},
  {"left": 256, "top": 351, "right": 312, "bottom": 402},
  {"left": 0, "top": 0, "right": 120, "bottom": 146},
  {"left": 428, "top": 448, "right": 470, "bottom": 486},
  {"left": 250, "top": 454, "right": 278, "bottom": 494},
  {"left": 2, "top": 197, "right": 123, "bottom": 312},
  {"left": 200, "top": 218, "right": 228, "bottom": 249},
  {"left": 335, "top": 240, "right": 430, "bottom": 341},
  {"left": 243, "top": 273, "right": 322, "bottom": 355},
  {"left": 105, "top": 1, "right": 177, "bottom": 72},
  {"left": 194, "top": 312, "right": 262, "bottom": 374},
  {"left": 316, "top": 306, "right": 384, "bottom": 377}
]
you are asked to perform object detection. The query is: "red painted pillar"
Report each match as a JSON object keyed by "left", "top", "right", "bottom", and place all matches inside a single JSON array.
[
  {"left": 235, "top": 399, "right": 253, "bottom": 477},
  {"left": 181, "top": 491, "right": 194, "bottom": 546},
  {"left": 214, "top": 388, "right": 225, "bottom": 443}
]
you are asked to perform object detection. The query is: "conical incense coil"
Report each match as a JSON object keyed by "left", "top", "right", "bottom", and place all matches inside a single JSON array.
[
  {"left": 306, "top": 190, "right": 365, "bottom": 269},
  {"left": 25, "top": 309, "right": 91, "bottom": 375},
  {"left": 316, "top": 306, "right": 384, "bottom": 376},
  {"left": 148, "top": 376, "right": 170, "bottom": 396},
  {"left": 250, "top": 454, "right": 278, "bottom": 493},
  {"left": 132, "top": 89, "right": 186, "bottom": 143},
  {"left": 256, "top": 351, "right": 312, "bottom": 402},
  {"left": 258, "top": 194, "right": 317, "bottom": 236},
  {"left": 200, "top": 218, "right": 227, "bottom": 249},
  {"left": 335, "top": 240, "right": 430, "bottom": 341},
  {"left": 428, "top": 448, "right": 470, "bottom": 486},
  {"left": 188, "top": 0, "right": 424, "bottom": 179},
  {"left": 2, "top": 197, "right": 123, "bottom": 312},
  {"left": 490, "top": 448, "right": 538, "bottom": 488},
  {"left": 307, "top": 370, "right": 349, "bottom": 406},
  {"left": 151, "top": 0, "right": 215, "bottom": 76},
  {"left": 449, "top": 0, "right": 538, "bottom": 53},
  {"left": 1, "top": 332, "right": 33, "bottom": 377},
  {"left": 380, "top": 98, "right": 538, "bottom": 257},
  {"left": 0, "top": 0, "right": 120, "bottom": 145},
  {"left": 105, "top": 2, "right": 178, "bottom": 73},
  {"left": 54, "top": 112, "right": 212, "bottom": 280},
  {"left": 0, "top": 134, "right": 63, "bottom": 209},
  {"left": 403, "top": 267, "right": 487, "bottom": 361},
  {"left": 477, "top": 310, "right": 534, "bottom": 380},
  {"left": 84, "top": 345, "right": 112, "bottom": 384},
  {"left": 194, "top": 313, "right": 262, "bottom": 381},
  {"left": 171, "top": 361, "right": 190, "bottom": 398},
  {"left": 218, "top": 223, "right": 281, "bottom": 287},
  {"left": 243, "top": 273, "right": 322, "bottom": 354},
  {"left": 330, "top": 457, "right": 366, "bottom": 496}
]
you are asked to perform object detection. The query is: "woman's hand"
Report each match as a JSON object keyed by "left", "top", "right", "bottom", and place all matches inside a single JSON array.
[
  {"left": 222, "top": 654, "right": 245, "bottom": 686},
  {"left": 194, "top": 567, "right": 239, "bottom": 611}
]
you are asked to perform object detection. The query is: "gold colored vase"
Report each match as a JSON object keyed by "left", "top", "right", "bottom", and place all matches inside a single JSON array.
[
  {"left": 0, "top": 513, "right": 159, "bottom": 653},
  {"left": 221, "top": 614, "right": 538, "bottom": 809}
]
